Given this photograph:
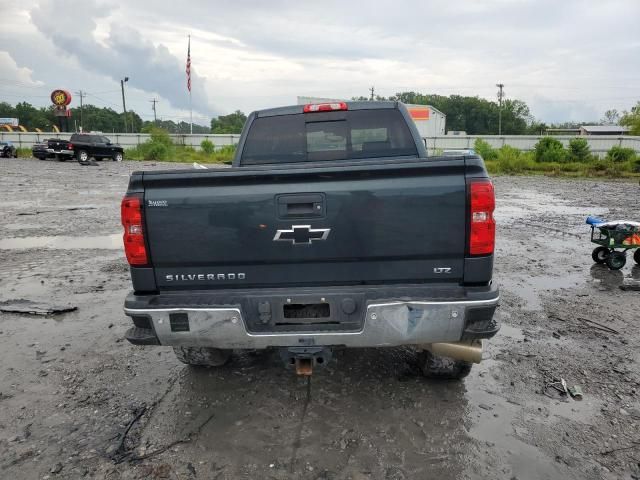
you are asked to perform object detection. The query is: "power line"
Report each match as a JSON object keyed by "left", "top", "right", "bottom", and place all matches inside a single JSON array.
[{"left": 84, "top": 92, "right": 121, "bottom": 109}]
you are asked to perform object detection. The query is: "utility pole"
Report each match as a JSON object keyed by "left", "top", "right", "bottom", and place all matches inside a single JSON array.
[
  {"left": 369, "top": 86, "right": 375, "bottom": 101},
  {"left": 74, "top": 90, "right": 86, "bottom": 132},
  {"left": 150, "top": 98, "right": 158, "bottom": 123},
  {"left": 496, "top": 83, "right": 505, "bottom": 135},
  {"left": 121, "top": 77, "right": 129, "bottom": 133}
]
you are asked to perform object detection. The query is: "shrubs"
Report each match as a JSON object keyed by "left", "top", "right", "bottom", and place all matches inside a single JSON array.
[
  {"left": 143, "top": 142, "right": 170, "bottom": 161},
  {"left": 474, "top": 139, "right": 497, "bottom": 161},
  {"left": 484, "top": 141, "right": 639, "bottom": 178},
  {"left": 605, "top": 146, "right": 636, "bottom": 163},
  {"left": 201, "top": 139, "right": 215, "bottom": 154},
  {"left": 126, "top": 128, "right": 236, "bottom": 163},
  {"left": 494, "top": 145, "right": 533, "bottom": 174},
  {"left": 534, "top": 137, "right": 568, "bottom": 163},
  {"left": 568, "top": 138, "right": 591, "bottom": 162}
]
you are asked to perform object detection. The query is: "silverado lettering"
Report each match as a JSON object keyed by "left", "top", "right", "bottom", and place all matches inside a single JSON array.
[{"left": 165, "top": 273, "right": 246, "bottom": 281}]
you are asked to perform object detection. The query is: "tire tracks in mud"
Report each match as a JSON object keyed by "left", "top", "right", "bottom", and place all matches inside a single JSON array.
[{"left": 289, "top": 376, "right": 312, "bottom": 473}]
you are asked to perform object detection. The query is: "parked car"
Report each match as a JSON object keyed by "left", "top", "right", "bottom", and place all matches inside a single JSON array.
[
  {"left": 32, "top": 142, "right": 49, "bottom": 160},
  {"left": 0, "top": 141, "right": 18, "bottom": 158},
  {"left": 121, "top": 101, "right": 499, "bottom": 379},
  {"left": 46, "top": 133, "right": 124, "bottom": 163}
]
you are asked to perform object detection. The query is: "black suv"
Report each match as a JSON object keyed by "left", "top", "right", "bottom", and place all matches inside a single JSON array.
[
  {"left": 0, "top": 141, "right": 18, "bottom": 158},
  {"left": 47, "top": 134, "right": 124, "bottom": 163}
]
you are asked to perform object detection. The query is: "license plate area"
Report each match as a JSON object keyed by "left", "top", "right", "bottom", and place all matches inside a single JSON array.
[
  {"left": 283, "top": 302, "right": 330, "bottom": 321},
  {"left": 244, "top": 294, "right": 364, "bottom": 333}
]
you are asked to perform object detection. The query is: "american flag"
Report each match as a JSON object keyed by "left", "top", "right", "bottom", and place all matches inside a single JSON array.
[{"left": 186, "top": 36, "right": 191, "bottom": 92}]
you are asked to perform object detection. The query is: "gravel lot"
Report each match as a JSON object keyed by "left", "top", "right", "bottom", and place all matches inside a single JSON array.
[{"left": 1, "top": 158, "right": 639, "bottom": 480}]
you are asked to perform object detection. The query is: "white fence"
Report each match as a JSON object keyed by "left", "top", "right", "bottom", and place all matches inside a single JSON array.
[
  {"left": 0, "top": 132, "right": 241, "bottom": 150},
  {"left": 425, "top": 135, "right": 640, "bottom": 157},
  {"left": 2, "top": 131, "right": 639, "bottom": 157}
]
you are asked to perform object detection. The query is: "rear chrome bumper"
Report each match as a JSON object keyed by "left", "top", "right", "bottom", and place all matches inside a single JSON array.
[
  {"left": 124, "top": 296, "right": 499, "bottom": 349},
  {"left": 46, "top": 149, "right": 74, "bottom": 155}
]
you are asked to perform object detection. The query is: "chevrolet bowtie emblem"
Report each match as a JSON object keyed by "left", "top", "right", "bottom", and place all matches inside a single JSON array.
[{"left": 273, "top": 225, "right": 331, "bottom": 245}]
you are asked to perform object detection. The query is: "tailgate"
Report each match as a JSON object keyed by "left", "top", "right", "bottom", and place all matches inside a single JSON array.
[
  {"left": 142, "top": 161, "right": 467, "bottom": 289},
  {"left": 48, "top": 140, "right": 69, "bottom": 149}
]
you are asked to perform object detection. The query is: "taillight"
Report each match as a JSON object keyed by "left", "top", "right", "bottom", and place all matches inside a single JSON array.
[
  {"left": 68, "top": 143, "right": 73, "bottom": 149},
  {"left": 303, "top": 102, "right": 348, "bottom": 113},
  {"left": 121, "top": 195, "right": 148, "bottom": 265},
  {"left": 469, "top": 180, "right": 495, "bottom": 255}
]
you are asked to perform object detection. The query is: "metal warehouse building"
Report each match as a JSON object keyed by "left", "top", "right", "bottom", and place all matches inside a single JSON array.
[{"left": 296, "top": 97, "right": 446, "bottom": 138}]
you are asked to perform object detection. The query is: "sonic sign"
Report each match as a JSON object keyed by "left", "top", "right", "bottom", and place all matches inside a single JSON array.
[
  {"left": 51, "top": 89, "right": 72, "bottom": 131},
  {"left": 51, "top": 89, "right": 72, "bottom": 110}
]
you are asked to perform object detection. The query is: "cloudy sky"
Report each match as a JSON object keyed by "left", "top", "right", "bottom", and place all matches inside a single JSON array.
[{"left": 1, "top": 0, "right": 639, "bottom": 125}]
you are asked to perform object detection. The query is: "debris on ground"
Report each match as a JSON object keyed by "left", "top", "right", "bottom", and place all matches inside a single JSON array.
[
  {"left": 0, "top": 300, "right": 77, "bottom": 316},
  {"left": 568, "top": 385, "right": 583, "bottom": 400}
]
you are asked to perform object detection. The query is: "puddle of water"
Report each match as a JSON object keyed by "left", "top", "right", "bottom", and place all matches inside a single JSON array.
[
  {"left": 501, "top": 272, "right": 585, "bottom": 310},
  {"left": 464, "top": 332, "right": 601, "bottom": 479},
  {"left": 0, "top": 234, "right": 122, "bottom": 250},
  {"left": 499, "top": 323, "right": 525, "bottom": 341},
  {"left": 496, "top": 189, "right": 608, "bottom": 224},
  {"left": 465, "top": 368, "right": 570, "bottom": 479}
]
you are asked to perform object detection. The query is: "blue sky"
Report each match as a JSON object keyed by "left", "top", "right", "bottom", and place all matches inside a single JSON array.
[{"left": 1, "top": 0, "right": 639, "bottom": 125}]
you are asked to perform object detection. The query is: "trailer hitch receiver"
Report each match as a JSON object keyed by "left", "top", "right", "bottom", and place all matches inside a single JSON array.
[{"left": 280, "top": 346, "right": 332, "bottom": 376}]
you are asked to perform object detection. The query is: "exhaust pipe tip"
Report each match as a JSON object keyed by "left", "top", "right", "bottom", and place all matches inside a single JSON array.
[{"left": 425, "top": 340, "right": 483, "bottom": 364}]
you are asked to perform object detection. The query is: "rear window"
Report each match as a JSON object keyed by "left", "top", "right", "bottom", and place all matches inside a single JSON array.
[{"left": 241, "top": 109, "right": 418, "bottom": 165}]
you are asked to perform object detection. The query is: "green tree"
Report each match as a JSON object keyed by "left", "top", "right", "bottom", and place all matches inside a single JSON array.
[
  {"left": 390, "top": 92, "right": 533, "bottom": 134},
  {"left": 602, "top": 109, "right": 620, "bottom": 125},
  {"left": 526, "top": 121, "right": 549, "bottom": 135},
  {"left": 620, "top": 101, "right": 640, "bottom": 135},
  {"left": 211, "top": 110, "right": 247, "bottom": 134},
  {"left": 0, "top": 101, "right": 55, "bottom": 130}
]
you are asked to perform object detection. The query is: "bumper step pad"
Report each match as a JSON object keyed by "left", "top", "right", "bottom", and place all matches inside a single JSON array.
[{"left": 125, "top": 327, "right": 160, "bottom": 346}]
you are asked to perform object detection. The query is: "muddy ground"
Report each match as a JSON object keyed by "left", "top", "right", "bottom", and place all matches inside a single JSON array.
[{"left": 1, "top": 157, "right": 639, "bottom": 480}]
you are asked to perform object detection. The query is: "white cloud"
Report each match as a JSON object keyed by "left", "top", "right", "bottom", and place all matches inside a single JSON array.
[{"left": 0, "top": 0, "right": 638, "bottom": 124}]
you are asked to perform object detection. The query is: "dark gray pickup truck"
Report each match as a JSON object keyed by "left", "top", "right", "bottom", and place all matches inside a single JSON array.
[{"left": 121, "top": 101, "right": 499, "bottom": 379}]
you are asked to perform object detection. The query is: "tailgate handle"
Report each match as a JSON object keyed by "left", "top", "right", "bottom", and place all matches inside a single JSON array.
[{"left": 277, "top": 194, "right": 325, "bottom": 218}]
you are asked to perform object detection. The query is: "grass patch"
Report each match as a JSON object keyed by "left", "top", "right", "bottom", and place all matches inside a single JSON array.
[
  {"left": 124, "top": 128, "right": 236, "bottom": 165},
  {"left": 484, "top": 141, "right": 639, "bottom": 178},
  {"left": 126, "top": 145, "right": 235, "bottom": 164},
  {"left": 16, "top": 147, "right": 32, "bottom": 157},
  {"left": 486, "top": 158, "right": 640, "bottom": 178}
]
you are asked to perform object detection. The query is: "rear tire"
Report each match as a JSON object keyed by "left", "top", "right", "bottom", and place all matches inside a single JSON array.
[
  {"left": 173, "top": 347, "right": 232, "bottom": 367},
  {"left": 112, "top": 152, "right": 123, "bottom": 162},
  {"left": 634, "top": 249, "right": 640, "bottom": 265},
  {"left": 606, "top": 251, "right": 626, "bottom": 270},
  {"left": 592, "top": 246, "right": 610, "bottom": 264},
  {"left": 77, "top": 150, "right": 89, "bottom": 164},
  {"left": 418, "top": 350, "right": 472, "bottom": 380}
]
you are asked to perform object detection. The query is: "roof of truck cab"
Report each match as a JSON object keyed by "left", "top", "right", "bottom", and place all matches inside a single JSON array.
[{"left": 255, "top": 101, "right": 399, "bottom": 117}]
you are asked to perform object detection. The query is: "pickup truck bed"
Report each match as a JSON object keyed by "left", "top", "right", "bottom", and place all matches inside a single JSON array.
[{"left": 121, "top": 101, "right": 498, "bottom": 378}]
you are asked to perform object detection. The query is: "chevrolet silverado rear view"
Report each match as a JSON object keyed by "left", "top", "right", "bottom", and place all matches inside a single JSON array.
[{"left": 121, "top": 101, "right": 499, "bottom": 379}]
